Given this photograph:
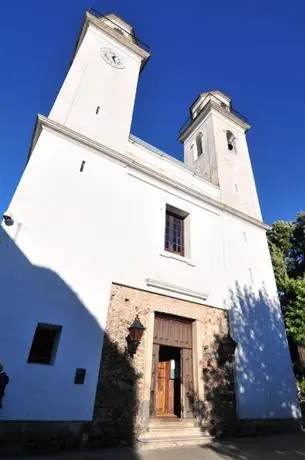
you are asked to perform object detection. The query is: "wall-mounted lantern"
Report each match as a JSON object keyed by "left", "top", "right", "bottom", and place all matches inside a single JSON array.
[
  {"left": 216, "top": 334, "right": 237, "bottom": 365},
  {"left": 125, "top": 315, "right": 145, "bottom": 358}
]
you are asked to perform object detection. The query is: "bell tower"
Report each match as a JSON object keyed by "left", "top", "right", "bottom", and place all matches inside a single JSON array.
[
  {"left": 49, "top": 11, "right": 150, "bottom": 153},
  {"left": 179, "top": 90, "right": 262, "bottom": 221}
]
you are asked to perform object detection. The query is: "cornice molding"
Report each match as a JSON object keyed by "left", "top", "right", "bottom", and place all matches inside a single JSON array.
[
  {"left": 179, "top": 100, "right": 250, "bottom": 143},
  {"left": 145, "top": 278, "right": 208, "bottom": 301},
  {"left": 30, "top": 115, "right": 270, "bottom": 231},
  {"left": 75, "top": 13, "right": 150, "bottom": 67}
]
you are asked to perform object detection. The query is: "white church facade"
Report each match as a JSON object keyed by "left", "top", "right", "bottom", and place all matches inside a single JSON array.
[{"left": 0, "top": 9, "right": 300, "bottom": 447}]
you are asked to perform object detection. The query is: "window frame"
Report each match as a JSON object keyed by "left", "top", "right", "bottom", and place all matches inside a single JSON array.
[
  {"left": 226, "top": 130, "right": 236, "bottom": 153},
  {"left": 165, "top": 210, "right": 185, "bottom": 257},
  {"left": 196, "top": 133, "right": 203, "bottom": 157}
]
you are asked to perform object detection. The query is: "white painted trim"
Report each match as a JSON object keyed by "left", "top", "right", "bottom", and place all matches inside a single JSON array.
[
  {"left": 29, "top": 115, "right": 270, "bottom": 231},
  {"left": 159, "top": 251, "right": 195, "bottom": 267},
  {"left": 145, "top": 278, "right": 208, "bottom": 301}
]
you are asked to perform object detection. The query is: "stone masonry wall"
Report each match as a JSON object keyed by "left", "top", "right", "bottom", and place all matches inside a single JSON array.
[{"left": 91, "top": 283, "right": 229, "bottom": 446}]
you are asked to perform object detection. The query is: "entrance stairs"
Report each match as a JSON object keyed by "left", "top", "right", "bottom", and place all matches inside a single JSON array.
[{"left": 137, "top": 418, "right": 212, "bottom": 450}]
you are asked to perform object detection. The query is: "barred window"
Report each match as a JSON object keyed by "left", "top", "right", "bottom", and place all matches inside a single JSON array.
[{"left": 165, "top": 211, "right": 184, "bottom": 256}]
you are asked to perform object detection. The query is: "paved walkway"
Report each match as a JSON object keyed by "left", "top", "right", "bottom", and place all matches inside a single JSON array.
[{"left": 4, "top": 433, "right": 305, "bottom": 460}]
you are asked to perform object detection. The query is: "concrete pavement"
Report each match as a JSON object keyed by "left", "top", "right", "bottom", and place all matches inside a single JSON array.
[{"left": 3, "top": 433, "right": 305, "bottom": 460}]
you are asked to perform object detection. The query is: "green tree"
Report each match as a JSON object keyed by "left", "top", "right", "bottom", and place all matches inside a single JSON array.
[
  {"left": 285, "top": 278, "right": 305, "bottom": 345},
  {"left": 267, "top": 220, "right": 293, "bottom": 300},
  {"left": 290, "top": 212, "right": 305, "bottom": 279},
  {"left": 268, "top": 242, "right": 288, "bottom": 296},
  {"left": 267, "top": 213, "right": 305, "bottom": 346},
  {"left": 267, "top": 220, "right": 293, "bottom": 256}
]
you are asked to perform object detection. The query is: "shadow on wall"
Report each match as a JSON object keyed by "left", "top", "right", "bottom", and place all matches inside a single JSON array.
[
  {"left": 229, "top": 282, "right": 300, "bottom": 421},
  {"left": 187, "top": 283, "right": 300, "bottom": 437},
  {"left": 0, "top": 225, "right": 139, "bottom": 454},
  {"left": 187, "top": 330, "right": 237, "bottom": 437}
]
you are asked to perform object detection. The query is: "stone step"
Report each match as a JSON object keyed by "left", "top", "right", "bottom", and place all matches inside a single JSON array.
[
  {"left": 148, "top": 418, "right": 197, "bottom": 428},
  {"left": 138, "top": 418, "right": 211, "bottom": 449},
  {"left": 137, "top": 434, "right": 212, "bottom": 450},
  {"left": 146, "top": 425, "right": 207, "bottom": 438}
]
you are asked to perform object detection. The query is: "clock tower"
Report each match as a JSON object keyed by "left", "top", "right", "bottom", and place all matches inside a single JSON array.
[{"left": 49, "top": 11, "right": 150, "bottom": 153}]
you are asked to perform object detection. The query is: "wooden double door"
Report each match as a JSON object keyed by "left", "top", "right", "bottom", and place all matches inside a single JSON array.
[{"left": 150, "top": 314, "right": 194, "bottom": 419}]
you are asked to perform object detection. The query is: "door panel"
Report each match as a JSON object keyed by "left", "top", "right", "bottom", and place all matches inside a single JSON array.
[
  {"left": 154, "top": 316, "right": 192, "bottom": 349},
  {"left": 156, "top": 361, "right": 170, "bottom": 416},
  {"left": 168, "top": 376, "right": 174, "bottom": 414}
]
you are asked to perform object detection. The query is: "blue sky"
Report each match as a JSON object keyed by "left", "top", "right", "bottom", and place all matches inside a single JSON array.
[{"left": 0, "top": 1, "right": 304, "bottom": 224}]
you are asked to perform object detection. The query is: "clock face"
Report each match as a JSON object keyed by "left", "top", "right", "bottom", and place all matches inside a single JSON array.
[{"left": 100, "top": 47, "right": 124, "bottom": 69}]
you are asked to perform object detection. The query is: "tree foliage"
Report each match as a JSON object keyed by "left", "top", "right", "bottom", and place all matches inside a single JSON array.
[
  {"left": 285, "top": 279, "right": 305, "bottom": 344},
  {"left": 267, "top": 212, "right": 305, "bottom": 345},
  {"left": 267, "top": 220, "right": 293, "bottom": 257},
  {"left": 290, "top": 213, "right": 305, "bottom": 278}
]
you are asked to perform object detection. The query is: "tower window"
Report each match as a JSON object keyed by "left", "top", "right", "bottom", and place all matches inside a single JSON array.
[
  {"left": 196, "top": 133, "right": 203, "bottom": 157},
  {"left": 226, "top": 131, "right": 236, "bottom": 152},
  {"left": 27, "top": 323, "right": 62, "bottom": 365}
]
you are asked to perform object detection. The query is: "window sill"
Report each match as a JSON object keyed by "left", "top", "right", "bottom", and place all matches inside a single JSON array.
[
  {"left": 27, "top": 361, "right": 54, "bottom": 366},
  {"left": 160, "top": 251, "right": 195, "bottom": 267}
]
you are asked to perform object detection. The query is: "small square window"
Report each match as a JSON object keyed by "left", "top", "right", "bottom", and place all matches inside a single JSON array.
[{"left": 27, "top": 323, "right": 62, "bottom": 365}]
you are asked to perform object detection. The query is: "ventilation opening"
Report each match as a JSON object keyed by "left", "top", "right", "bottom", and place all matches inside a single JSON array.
[{"left": 74, "top": 368, "right": 86, "bottom": 385}]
